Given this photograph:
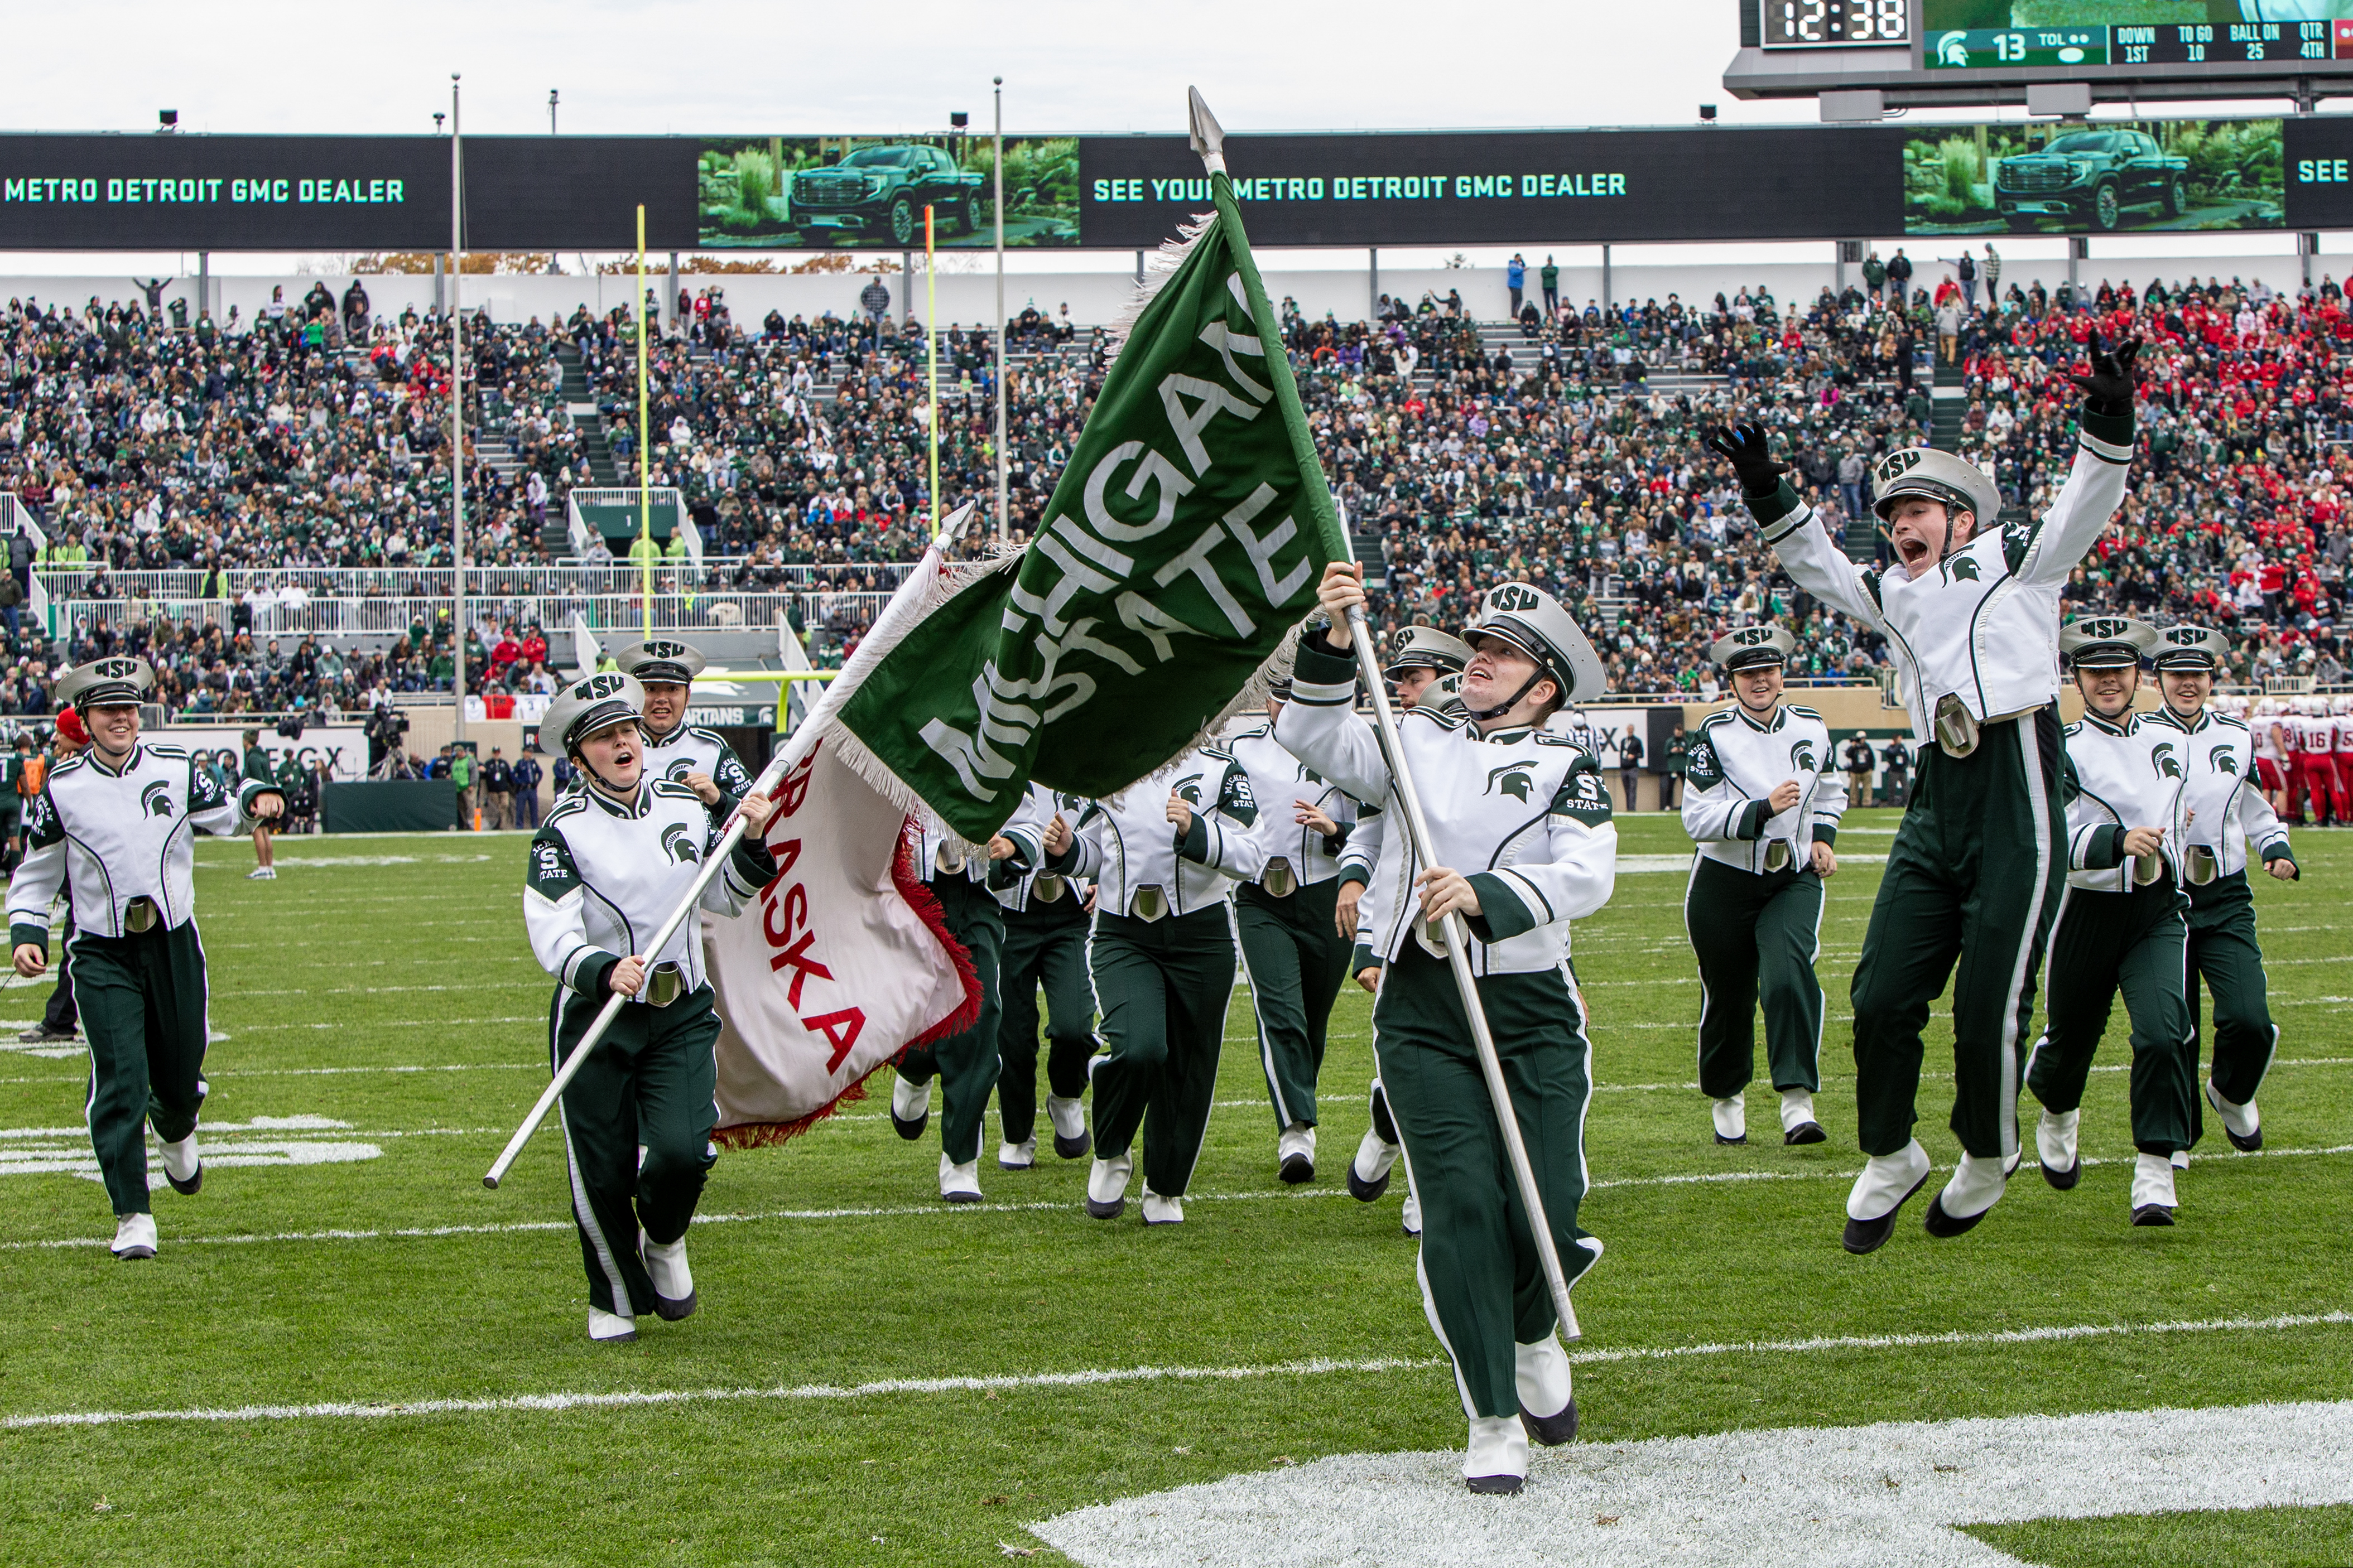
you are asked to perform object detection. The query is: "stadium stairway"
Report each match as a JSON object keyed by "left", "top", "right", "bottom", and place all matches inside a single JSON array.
[{"left": 554, "top": 344, "right": 620, "bottom": 487}]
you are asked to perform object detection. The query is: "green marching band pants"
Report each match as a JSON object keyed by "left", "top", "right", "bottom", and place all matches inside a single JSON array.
[
  {"left": 995, "top": 899, "right": 1095, "bottom": 1147},
  {"left": 1850, "top": 708, "right": 2067, "bottom": 1162},
  {"left": 1683, "top": 856, "right": 1826, "bottom": 1101},
  {"left": 1087, "top": 906, "right": 1234, "bottom": 1198},
  {"left": 896, "top": 875, "right": 1003, "bottom": 1166},
  {"left": 551, "top": 981, "right": 721, "bottom": 1317},
  {"left": 2184, "top": 871, "right": 2280, "bottom": 1130},
  {"left": 1235, "top": 878, "right": 1353, "bottom": 1134},
  {"left": 77, "top": 921, "right": 211, "bottom": 1218},
  {"left": 1375, "top": 942, "right": 1599, "bottom": 1421},
  {"left": 2026, "top": 877, "right": 2196, "bottom": 1156}
]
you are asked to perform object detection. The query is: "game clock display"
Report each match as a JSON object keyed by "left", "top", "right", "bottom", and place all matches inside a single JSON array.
[{"left": 1763, "top": 0, "right": 1912, "bottom": 47}]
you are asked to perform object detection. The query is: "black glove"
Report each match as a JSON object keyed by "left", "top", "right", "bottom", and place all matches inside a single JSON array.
[
  {"left": 1704, "top": 422, "right": 1790, "bottom": 496},
  {"left": 2067, "top": 331, "right": 2141, "bottom": 418}
]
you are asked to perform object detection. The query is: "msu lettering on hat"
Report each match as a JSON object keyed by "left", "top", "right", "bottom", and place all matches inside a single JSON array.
[
  {"left": 57, "top": 655, "right": 155, "bottom": 710},
  {"left": 1708, "top": 624, "right": 1797, "bottom": 670},
  {"left": 2151, "top": 624, "right": 2230, "bottom": 670},
  {"left": 2059, "top": 616, "right": 2157, "bottom": 667},
  {"left": 613, "top": 638, "right": 707, "bottom": 684}
]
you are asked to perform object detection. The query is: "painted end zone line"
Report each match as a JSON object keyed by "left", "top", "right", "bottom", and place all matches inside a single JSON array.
[{"left": 8, "top": 1311, "right": 2349, "bottom": 1432}]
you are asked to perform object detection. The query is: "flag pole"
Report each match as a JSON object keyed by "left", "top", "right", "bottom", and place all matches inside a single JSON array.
[
  {"left": 992, "top": 77, "right": 1007, "bottom": 541},
  {"left": 926, "top": 203, "right": 939, "bottom": 534},
  {"left": 636, "top": 204, "right": 652, "bottom": 639},
  {"left": 484, "top": 503, "right": 979, "bottom": 1189},
  {"left": 1189, "top": 86, "right": 1580, "bottom": 1342},
  {"left": 450, "top": 74, "right": 468, "bottom": 750}
]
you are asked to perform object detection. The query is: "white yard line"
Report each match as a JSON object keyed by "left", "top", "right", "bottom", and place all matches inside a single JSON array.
[
  {"left": 1033, "top": 1397, "right": 2353, "bottom": 1568},
  {"left": 9, "top": 1318, "right": 2349, "bottom": 1435}
]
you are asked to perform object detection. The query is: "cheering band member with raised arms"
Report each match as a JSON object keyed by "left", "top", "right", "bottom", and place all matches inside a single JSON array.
[
  {"left": 1679, "top": 624, "right": 1845, "bottom": 1148},
  {"left": 1707, "top": 331, "right": 2137, "bottom": 1252},
  {"left": 7, "top": 657, "right": 283, "bottom": 1258},
  {"left": 2025, "top": 618, "right": 2196, "bottom": 1226},
  {"left": 2137, "top": 625, "right": 2299, "bottom": 1155},
  {"left": 524, "top": 672, "right": 776, "bottom": 1343},
  {"left": 1282, "top": 566, "right": 1616, "bottom": 1497}
]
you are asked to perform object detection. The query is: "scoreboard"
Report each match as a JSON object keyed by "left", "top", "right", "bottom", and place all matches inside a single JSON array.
[{"left": 1927, "top": 20, "right": 2353, "bottom": 71}]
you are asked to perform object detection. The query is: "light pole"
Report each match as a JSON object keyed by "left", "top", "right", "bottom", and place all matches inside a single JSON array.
[
  {"left": 993, "top": 77, "right": 1007, "bottom": 540},
  {"left": 549, "top": 89, "right": 559, "bottom": 134}
]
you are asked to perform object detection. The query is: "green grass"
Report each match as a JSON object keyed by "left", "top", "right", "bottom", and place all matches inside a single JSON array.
[
  {"left": 0, "top": 810, "right": 2347, "bottom": 1565},
  {"left": 1968, "top": 1503, "right": 2353, "bottom": 1566}
]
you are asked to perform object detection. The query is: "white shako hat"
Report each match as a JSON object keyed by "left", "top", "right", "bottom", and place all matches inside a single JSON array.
[
  {"left": 1709, "top": 623, "right": 1797, "bottom": 672},
  {"left": 2060, "top": 615, "right": 2158, "bottom": 670},
  {"left": 1870, "top": 446, "right": 2003, "bottom": 528},
  {"left": 1382, "top": 624, "right": 1473, "bottom": 681},
  {"left": 56, "top": 656, "right": 155, "bottom": 710},
  {"left": 610, "top": 638, "right": 708, "bottom": 687},
  {"left": 1459, "top": 582, "right": 1608, "bottom": 714},
  {"left": 2149, "top": 624, "right": 2230, "bottom": 673},
  {"left": 544, "top": 672, "right": 646, "bottom": 754}
]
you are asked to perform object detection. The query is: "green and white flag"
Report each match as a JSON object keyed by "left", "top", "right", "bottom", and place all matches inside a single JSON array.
[{"left": 834, "top": 117, "right": 1345, "bottom": 843}]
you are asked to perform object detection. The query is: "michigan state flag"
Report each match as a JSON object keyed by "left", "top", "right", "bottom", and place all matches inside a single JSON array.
[{"left": 833, "top": 166, "right": 1345, "bottom": 842}]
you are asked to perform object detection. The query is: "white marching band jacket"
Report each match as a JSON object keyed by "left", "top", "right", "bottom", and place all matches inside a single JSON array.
[
  {"left": 642, "top": 722, "right": 754, "bottom": 799},
  {"left": 1274, "top": 641, "right": 1618, "bottom": 978},
  {"left": 2139, "top": 704, "right": 2294, "bottom": 884},
  {"left": 525, "top": 779, "right": 774, "bottom": 1002},
  {"left": 1750, "top": 412, "right": 2132, "bottom": 749},
  {"left": 7, "top": 743, "right": 273, "bottom": 945},
  {"left": 1050, "top": 748, "right": 1267, "bottom": 921},
  {"left": 2059, "top": 712, "right": 2191, "bottom": 894},
  {"left": 985, "top": 783, "right": 1091, "bottom": 915},
  {"left": 1223, "top": 722, "right": 1367, "bottom": 896},
  {"left": 1680, "top": 703, "right": 1847, "bottom": 875}
]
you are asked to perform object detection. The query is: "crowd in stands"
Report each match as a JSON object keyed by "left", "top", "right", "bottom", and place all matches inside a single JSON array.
[{"left": 2, "top": 261, "right": 2350, "bottom": 715}]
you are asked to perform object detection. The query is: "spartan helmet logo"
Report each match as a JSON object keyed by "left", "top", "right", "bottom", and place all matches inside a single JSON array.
[
  {"left": 660, "top": 823, "right": 701, "bottom": 864},
  {"left": 1485, "top": 761, "right": 1537, "bottom": 802},
  {"left": 1791, "top": 741, "right": 1817, "bottom": 774},
  {"left": 2152, "top": 742, "right": 2183, "bottom": 779},
  {"left": 1174, "top": 774, "right": 1204, "bottom": 804},
  {"left": 575, "top": 673, "right": 627, "bottom": 701},
  {"left": 1947, "top": 557, "right": 1983, "bottom": 582},
  {"left": 140, "top": 780, "right": 174, "bottom": 818},
  {"left": 2214, "top": 750, "right": 2238, "bottom": 775}
]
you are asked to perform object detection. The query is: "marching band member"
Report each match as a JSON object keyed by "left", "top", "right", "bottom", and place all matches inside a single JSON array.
[
  {"left": 2023, "top": 619, "right": 2195, "bottom": 1226},
  {"left": 524, "top": 672, "right": 776, "bottom": 1341},
  {"left": 891, "top": 815, "right": 1004, "bottom": 1202},
  {"left": 1226, "top": 676, "right": 1369, "bottom": 1184},
  {"left": 1708, "top": 332, "right": 2136, "bottom": 1253},
  {"left": 1346, "top": 626, "right": 1470, "bottom": 1232},
  {"left": 1284, "top": 567, "right": 1616, "bottom": 1495},
  {"left": 1043, "top": 748, "right": 1265, "bottom": 1226},
  {"left": 985, "top": 783, "right": 1095, "bottom": 1171},
  {"left": 2139, "top": 626, "right": 2300, "bottom": 1157},
  {"left": 1678, "top": 624, "right": 1844, "bottom": 1147},
  {"left": 610, "top": 638, "right": 754, "bottom": 803},
  {"left": 8, "top": 658, "right": 283, "bottom": 1258}
]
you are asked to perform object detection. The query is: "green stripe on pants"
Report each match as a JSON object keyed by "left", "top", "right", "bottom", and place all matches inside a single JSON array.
[
  {"left": 895, "top": 876, "right": 1003, "bottom": 1166},
  {"left": 2025, "top": 879, "right": 2196, "bottom": 1156},
  {"left": 1236, "top": 878, "right": 1353, "bottom": 1133},
  {"left": 995, "top": 901, "right": 1095, "bottom": 1146},
  {"left": 2184, "top": 870, "right": 2279, "bottom": 1118},
  {"left": 1087, "top": 907, "right": 1233, "bottom": 1198},
  {"left": 1683, "top": 856, "right": 1825, "bottom": 1100},
  {"left": 74, "top": 921, "right": 210, "bottom": 1218},
  {"left": 1374, "top": 942, "right": 1597, "bottom": 1421},
  {"left": 1849, "top": 708, "right": 2066, "bottom": 1161},
  {"left": 551, "top": 984, "right": 720, "bottom": 1316}
]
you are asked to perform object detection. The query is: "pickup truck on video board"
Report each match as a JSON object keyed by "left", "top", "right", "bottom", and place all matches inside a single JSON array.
[
  {"left": 791, "top": 144, "right": 983, "bottom": 245},
  {"left": 1995, "top": 129, "right": 2189, "bottom": 232}
]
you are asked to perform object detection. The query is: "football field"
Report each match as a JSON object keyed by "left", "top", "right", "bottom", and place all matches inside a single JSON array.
[{"left": 1, "top": 809, "right": 2349, "bottom": 1566}]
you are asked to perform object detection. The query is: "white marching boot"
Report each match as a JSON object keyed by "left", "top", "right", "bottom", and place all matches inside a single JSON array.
[
  {"left": 1464, "top": 1415, "right": 1530, "bottom": 1495},
  {"left": 1710, "top": 1094, "right": 1747, "bottom": 1145},
  {"left": 1401, "top": 1189, "right": 1423, "bottom": 1238},
  {"left": 2171, "top": 1148, "right": 2190, "bottom": 1171},
  {"left": 1349, "top": 1126, "right": 1399, "bottom": 1201},
  {"left": 159, "top": 1131, "right": 203, "bottom": 1195},
  {"left": 1926, "top": 1150, "right": 2010, "bottom": 1238},
  {"left": 2205, "top": 1080, "right": 2262, "bottom": 1151},
  {"left": 1141, "top": 1186, "right": 1185, "bottom": 1226},
  {"left": 111, "top": 1212, "right": 157, "bottom": 1260},
  {"left": 889, "top": 1073, "right": 932, "bottom": 1140},
  {"left": 1779, "top": 1088, "right": 1825, "bottom": 1145},
  {"left": 1085, "top": 1154, "right": 1132, "bottom": 1219},
  {"left": 1046, "top": 1095, "right": 1089, "bottom": 1159},
  {"left": 998, "top": 1137, "right": 1037, "bottom": 1171},
  {"left": 2130, "top": 1152, "right": 2179, "bottom": 1226},
  {"left": 1277, "top": 1121, "right": 1317, "bottom": 1184},
  {"left": 939, "top": 1151, "right": 983, "bottom": 1204},
  {"left": 1842, "top": 1138, "right": 1931, "bottom": 1255},
  {"left": 588, "top": 1306, "right": 638, "bottom": 1343},
  {"left": 1515, "top": 1333, "right": 1577, "bottom": 1446},
  {"left": 641, "top": 1231, "right": 697, "bottom": 1320},
  {"left": 2036, "top": 1108, "right": 2082, "bottom": 1189}
]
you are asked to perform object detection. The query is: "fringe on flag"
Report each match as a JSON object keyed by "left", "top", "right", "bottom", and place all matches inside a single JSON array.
[{"left": 1101, "top": 214, "right": 1216, "bottom": 367}]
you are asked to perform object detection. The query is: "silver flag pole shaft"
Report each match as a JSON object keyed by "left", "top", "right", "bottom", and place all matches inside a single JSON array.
[{"left": 1342, "top": 601, "right": 1580, "bottom": 1342}]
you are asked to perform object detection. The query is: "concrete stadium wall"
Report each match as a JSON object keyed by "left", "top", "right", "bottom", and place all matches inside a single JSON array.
[{"left": 6, "top": 249, "right": 2338, "bottom": 330}]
